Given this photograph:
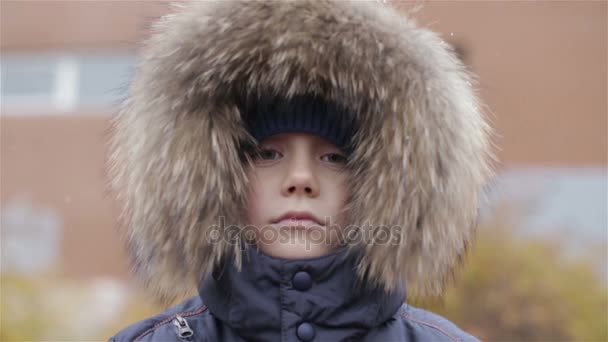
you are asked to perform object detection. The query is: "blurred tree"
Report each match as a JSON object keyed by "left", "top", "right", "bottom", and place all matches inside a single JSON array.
[
  {"left": 1, "top": 275, "right": 50, "bottom": 340},
  {"left": 416, "top": 204, "right": 608, "bottom": 341},
  {"left": 0, "top": 274, "right": 160, "bottom": 341}
]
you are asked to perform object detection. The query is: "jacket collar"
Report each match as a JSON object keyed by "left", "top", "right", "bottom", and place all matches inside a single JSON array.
[{"left": 199, "top": 245, "right": 406, "bottom": 341}]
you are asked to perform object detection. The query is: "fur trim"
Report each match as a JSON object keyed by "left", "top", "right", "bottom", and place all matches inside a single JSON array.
[{"left": 108, "top": 0, "right": 496, "bottom": 304}]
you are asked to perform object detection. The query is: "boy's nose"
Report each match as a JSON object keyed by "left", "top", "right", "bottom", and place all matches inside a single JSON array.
[{"left": 281, "top": 157, "right": 320, "bottom": 198}]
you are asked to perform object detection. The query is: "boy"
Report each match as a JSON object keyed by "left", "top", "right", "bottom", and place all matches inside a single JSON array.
[{"left": 109, "top": 1, "right": 494, "bottom": 341}]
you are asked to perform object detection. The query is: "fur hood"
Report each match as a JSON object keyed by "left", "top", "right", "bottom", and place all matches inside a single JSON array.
[{"left": 109, "top": 0, "right": 495, "bottom": 304}]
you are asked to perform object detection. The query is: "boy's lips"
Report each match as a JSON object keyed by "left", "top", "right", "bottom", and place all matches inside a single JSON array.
[{"left": 271, "top": 211, "right": 325, "bottom": 227}]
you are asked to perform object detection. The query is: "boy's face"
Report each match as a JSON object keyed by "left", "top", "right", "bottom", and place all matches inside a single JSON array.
[{"left": 246, "top": 132, "right": 349, "bottom": 259}]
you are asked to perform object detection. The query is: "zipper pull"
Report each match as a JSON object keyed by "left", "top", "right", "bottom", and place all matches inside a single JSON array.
[{"left": 173, "top": 315, "right": 194, "bottom": 339}]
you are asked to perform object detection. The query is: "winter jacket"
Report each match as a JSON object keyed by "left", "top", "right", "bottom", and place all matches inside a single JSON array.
[
  {"left": 108, "top": 0, "right": 494, "bottom": 341},
  {"left": 110, "top": 246, "right": 479, "bottom": 341}
]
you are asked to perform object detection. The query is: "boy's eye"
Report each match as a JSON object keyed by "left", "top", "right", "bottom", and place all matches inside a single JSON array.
[
  {"left": 321, "top": 153, "right": 347, "bottom": 165},
  {"left": 253, "top": 148, "right": 283, "bottom": 162}
]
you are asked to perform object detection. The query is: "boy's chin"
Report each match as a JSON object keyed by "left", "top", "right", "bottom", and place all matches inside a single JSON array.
[{"left": 256, "top": 240, "right": 338, "bottom": 260}]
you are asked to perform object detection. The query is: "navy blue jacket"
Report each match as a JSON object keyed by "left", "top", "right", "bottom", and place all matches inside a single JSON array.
[{"left": 110, "top": 247, "right": 479, "bottom": 341}]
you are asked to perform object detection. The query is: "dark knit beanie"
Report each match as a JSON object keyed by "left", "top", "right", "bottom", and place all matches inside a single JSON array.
[{"left": 240, "top": 94, "right": 356, "bottom": 154}]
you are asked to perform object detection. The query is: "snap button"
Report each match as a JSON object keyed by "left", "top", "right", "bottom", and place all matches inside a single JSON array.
[
  {"left": 292, "top": 271, "right": 312, "bottom": 291},
  {"left": 296, "top": 322, "right": 315, "bottom": 341}
]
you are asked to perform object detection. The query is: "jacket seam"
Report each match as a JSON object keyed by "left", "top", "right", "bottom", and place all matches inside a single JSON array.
[
  {"left": 399, "top": 309, "right": 462, "bottom": 342},
  {"left": 279, "top": 261, "right": 287, "bottom": 342},
  {"left": 133, "top": 305, "right": 208, "bottom": 341}
]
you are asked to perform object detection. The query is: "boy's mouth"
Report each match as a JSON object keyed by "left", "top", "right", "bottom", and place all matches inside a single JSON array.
[{"left": 271, "top": 211, "right": 325, "bottom": 228}]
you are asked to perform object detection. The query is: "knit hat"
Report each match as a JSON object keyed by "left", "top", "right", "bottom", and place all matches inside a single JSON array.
[{"left": 240, "top": 93, "right": 356, "bottom": 154}]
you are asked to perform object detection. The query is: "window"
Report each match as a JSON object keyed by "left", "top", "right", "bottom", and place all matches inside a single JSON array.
[{"left": 1, "top": 51, "right": 135, "bottom": 114}]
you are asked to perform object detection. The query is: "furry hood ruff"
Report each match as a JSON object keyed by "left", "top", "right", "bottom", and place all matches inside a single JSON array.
[{"left": 109, "top": 0, "right": 495, "bottom": 304}]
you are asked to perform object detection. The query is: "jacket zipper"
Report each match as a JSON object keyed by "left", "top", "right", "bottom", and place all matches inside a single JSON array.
[{"left": 173, "top": 315, "right": 194, "bottom": 339}]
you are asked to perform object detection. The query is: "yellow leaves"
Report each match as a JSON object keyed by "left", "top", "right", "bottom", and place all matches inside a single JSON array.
[
  {"left": 0, "top": 274, "right": 160, "bottom": 341},
  {"left": 417, "top": 208, "right": 607, "bottom": 341}
]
